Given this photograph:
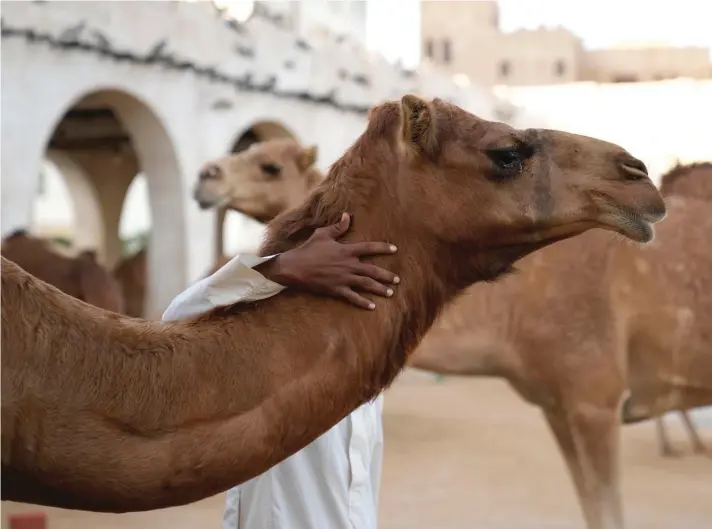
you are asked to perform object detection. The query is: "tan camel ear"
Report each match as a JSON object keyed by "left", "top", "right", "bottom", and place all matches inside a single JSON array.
[
  {"left": 299, "top": 145, "right": 318, "bottom": 170},
  {"left": 399, "top": 94, "right": 438, "bottom": 158}
]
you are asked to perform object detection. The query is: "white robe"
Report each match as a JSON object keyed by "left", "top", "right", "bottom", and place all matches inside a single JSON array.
[{"left": 162, "top": 253, "right": 384, "bottom": 529}]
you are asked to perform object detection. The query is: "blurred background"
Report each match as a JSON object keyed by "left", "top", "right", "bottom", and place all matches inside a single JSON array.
[{"left": 1, "top": 1, "right": 710, "bottom": 528}]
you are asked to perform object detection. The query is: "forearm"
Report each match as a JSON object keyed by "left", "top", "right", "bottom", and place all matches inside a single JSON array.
[{"left": 254, "top": 254, "right": 296, "bottom": 288}]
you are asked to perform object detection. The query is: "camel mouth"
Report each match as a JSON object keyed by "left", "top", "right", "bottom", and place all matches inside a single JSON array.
[
  {"left": 596, "top": 207, "right": 656, "bottom": 243},
  {"left": 590, "top": 192, "right": 665, "bottom": 244},
  {"left": 194, "top": 191, "right": 232, "bottom": 211}
]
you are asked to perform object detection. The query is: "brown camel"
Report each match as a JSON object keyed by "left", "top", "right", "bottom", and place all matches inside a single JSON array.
[
  {"left": 1, "top": 229, "right": 124, "bottom": 314},
  {"left": 409, "top": 161, "right": 711, "bottom": 529},
  {"left": 649, "top": 161, "right": 712, "bottom": 457},
  {"left": 1, "top": 95, "right": 665, "bottom": 513},
  {"left": 112, "top": 139, "right": 323, "bottom": 317}
]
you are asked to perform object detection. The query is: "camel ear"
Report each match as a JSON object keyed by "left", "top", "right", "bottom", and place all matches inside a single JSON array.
[
  {"left": 399, "top": 94, "right": 438, "bottom": 158},
  {"left": 298, "top": 145, "right": 318, "bottom": 170}
]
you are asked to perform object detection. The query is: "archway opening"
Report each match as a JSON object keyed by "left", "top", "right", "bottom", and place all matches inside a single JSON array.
[
  {"left": 30, "top": 159, "right": 76, "bottom": 254},
  {"left": 40, "top": 89, "right": 183, "bottom": 318},
  {"left": 218, "top": 121, "right": 298, "bottom": 258}
]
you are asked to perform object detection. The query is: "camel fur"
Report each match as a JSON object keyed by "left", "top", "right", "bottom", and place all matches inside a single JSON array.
[
  {"left": 626, "top": 161, "right": 712, "bottom": 457},
  {"left": 408, "top": 161, "right": 711, "bottom": 529},
  {"left": 1, "top": 230, "right": 124, "bottom": 314},
  {"left": 2, "top": 95, "right": 665, "bottom": 513}
]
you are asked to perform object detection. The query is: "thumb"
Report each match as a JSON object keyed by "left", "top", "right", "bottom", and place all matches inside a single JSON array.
[{"left": 324, "top": 212, "right": 351, "bottom": 239}]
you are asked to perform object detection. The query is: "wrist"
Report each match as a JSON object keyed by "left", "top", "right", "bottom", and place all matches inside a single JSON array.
[{"left": 255, "top": 254, "right": 298, "bottom": 287}]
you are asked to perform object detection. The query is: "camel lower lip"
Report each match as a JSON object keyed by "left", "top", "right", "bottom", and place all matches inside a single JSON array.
[
  {"left": 603, "top": 218, "right": 654, "bottom": 243},
  {"left": 622, "top": 221, "right": 654, "bottom": 243}
]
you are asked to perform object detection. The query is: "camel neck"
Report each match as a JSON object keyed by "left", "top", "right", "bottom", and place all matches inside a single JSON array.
[{"left": 82, "top": 211, "right": 455, "bottom": 511}]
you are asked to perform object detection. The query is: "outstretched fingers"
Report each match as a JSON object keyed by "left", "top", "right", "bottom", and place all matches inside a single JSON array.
[
  {"left": 334, "top": 286, "right": 377, "bottom": 310},
  {"left": 353, "top": 262, "right": 400, "bottom": 286},
  {"left": 349, "top": 275, "right": 395, "bottom": 298},
  {"left": 347, "top": 241, "right": 398, "bottom": 258}
]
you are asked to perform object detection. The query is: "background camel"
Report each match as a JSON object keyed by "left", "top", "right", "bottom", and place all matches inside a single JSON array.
[
  {"left": 408, "top": 161, "right": 711, "bottom": 529},
  {"left": 1, "top": 95, "right": 665, "bottom": 513},
  {"left": 112, "top": 139, "right": 323, "bottom": 317},
  {"left": 646, "top": 161, "right": 712, "bottom": 456},
  {"left": 1, "top": 229, "right": 124, "bottom": 314},
  {"left": 195, "top": 138, "right": 323, "bottom": 275}
]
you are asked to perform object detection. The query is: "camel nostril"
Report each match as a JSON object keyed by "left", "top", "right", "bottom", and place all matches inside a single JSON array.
[{"left": 620, "top": 157, "right": 648, "bottom": 181}]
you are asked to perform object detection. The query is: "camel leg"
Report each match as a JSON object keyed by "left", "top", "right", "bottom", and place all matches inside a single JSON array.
[
  {"left": 544, "top": 406, "right": 624, "bottom": 529},
  {"left": 679, "top": 411, "right": 706, "bottom": 454},
  {"left": 655, "top": 416, "right": 680, "bottom": 458}
]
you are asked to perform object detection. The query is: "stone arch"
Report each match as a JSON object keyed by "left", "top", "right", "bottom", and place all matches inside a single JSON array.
[
  {"left": 216, "top": 120, "right": 299, "bottom": 260},
  {"left": 43, "top": 88, "right": 185, "bottom": 317},
  {"left": 42, "top": 150, "right": 106, "bottom": 257}
]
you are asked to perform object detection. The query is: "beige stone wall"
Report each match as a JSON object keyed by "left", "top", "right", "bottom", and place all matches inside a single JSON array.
[
  {"left": 488, "top": 28, "right": 583, "bottom": 86},
  {"left": 420, "top": 0, "right": 500, "bottom": 82},
  {"left": 581, "top": 47, "right": 712, "bottom": 82},
  {"left": 421, "top": 0, "right": 711, "bottom": 86}
]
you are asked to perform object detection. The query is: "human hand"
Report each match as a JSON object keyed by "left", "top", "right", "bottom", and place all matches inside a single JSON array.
[{"left": 258, "top": 213, "right": 399, "bottom": 309}]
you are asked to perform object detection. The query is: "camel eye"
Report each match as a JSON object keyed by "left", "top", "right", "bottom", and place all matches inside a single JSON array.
[
  {"left": 261, "top": 163, "right": 281, "bottom": 178},
  {"left": 487, "top": 148, "right": 521, "bottom": 171}
]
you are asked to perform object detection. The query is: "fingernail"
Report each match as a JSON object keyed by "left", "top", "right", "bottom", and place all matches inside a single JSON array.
[
  {"left": 368, "top": 302, "right": 376, "bottom": 310},
  {"left": 389, "top": 244, "right": 397, "bottom": 252},
  {"left": 393, "top": 276, "right": 401, "bottom": 284},
  {"left": 386, "top": 288, "right": 393, "bottom": 297}
]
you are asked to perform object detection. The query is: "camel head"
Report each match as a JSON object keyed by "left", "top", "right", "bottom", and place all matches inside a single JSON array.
[
  {"left": 193, "top": 139, "right": 324, "bottom": 223},
  {"left": 659, "top": 161, "right": 712, "bottom": 200},
  {"left": 263, "top": 95, "right": 666, "bottom": 286}
]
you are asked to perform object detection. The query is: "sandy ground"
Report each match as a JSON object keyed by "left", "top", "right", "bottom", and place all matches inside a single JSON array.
[{"left": 3, "top": 370, "right": 711, "bottom": 529}]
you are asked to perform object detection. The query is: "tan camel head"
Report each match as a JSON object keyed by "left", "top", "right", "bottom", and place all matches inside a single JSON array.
[
  {"left": 263, "top": 95, "right": 666, "bottom": 285},
  {"left": 659, "top": 160, "right": 712, "bottom": 200},
  {"left": 193, "top": 138, "right": 323, "bottom": 223}
]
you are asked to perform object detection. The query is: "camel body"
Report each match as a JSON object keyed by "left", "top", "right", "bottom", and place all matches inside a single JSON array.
[
  {"left": 1, "top": 96, "right": 665, "bottom": 513},
  {"left": 1, "top": 230, "right": 124, "bottom": 314},
  {"left": 615, "top": 196, "right": 712, "bottom": 421}
]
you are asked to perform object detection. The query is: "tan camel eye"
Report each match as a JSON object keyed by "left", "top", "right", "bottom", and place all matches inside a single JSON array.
[
  {"left": 486, "top": 148, "right": 523, "bottom": 177},
  {"left": 261, "top": 163, "right": 282, "bottom": 178}
]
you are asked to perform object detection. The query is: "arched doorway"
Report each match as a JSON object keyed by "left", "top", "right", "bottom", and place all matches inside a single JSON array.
[
  {"left": 34, "top": 151, "right": 106, "bottom": 257},
  {"left": 216, "top": 121, "right": 298, "bottom": 260},
  {"left": 42, "top": 89, "right": 184, "bottom": 318}
]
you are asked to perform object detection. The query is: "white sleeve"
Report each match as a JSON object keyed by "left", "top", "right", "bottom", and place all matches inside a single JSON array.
[{"left": 162, "top": 253, "right": 287, "bottom": 322}]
